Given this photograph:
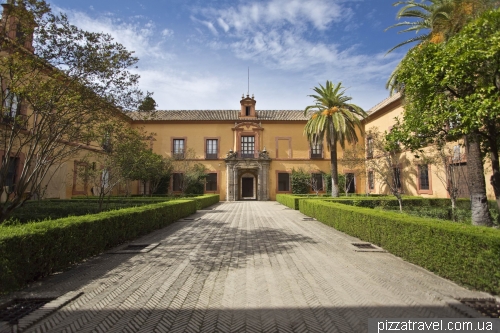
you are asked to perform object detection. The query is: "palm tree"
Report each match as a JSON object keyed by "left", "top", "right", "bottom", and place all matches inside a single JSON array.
[
  {"left": 303, "top": 81, "right": 367, "bottom": 197},
  {"left": 385, "top": 0, "right": 498, "bottom": 93}
]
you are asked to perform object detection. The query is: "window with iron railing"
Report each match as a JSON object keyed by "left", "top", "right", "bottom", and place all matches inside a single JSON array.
[
  {"left": 173, "top": 139, "right": 185, "bottom": 159},
  {"left": 368, "top": 171, "right": 375, "bottom": 190},
  {"left": 367, "top": 137, "right": 374, "bottom": 159},
  {"left": 418, "top": 165, "right": 430, "bottom": 190},
  {"left": 206, "top": 139, "right": 218, "bottom": 159},
  {"left": 241, "top": 136, "right": 255, "bottom": 158},
  {"left": 311, "top": 143, "right": 322, "bottom": 159}
]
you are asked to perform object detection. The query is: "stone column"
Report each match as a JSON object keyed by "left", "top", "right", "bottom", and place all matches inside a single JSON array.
[
  {"left": 233, "top": 166, "right": 239, "bottom": 201},
  {"left": 258, "top": 164, "right": 263, "bottom": 201},
  {"left": 226, "top": 161, "right": 235, "bottom": 201},
  {"left": 261, "top": 161, "right": 270, "bottom": 200}
]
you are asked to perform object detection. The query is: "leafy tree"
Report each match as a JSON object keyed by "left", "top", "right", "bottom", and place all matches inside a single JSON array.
[
  {"left": 291, "top": 168, "right": 325, "bottom": 196},
  {"left": 385, "top": 0, "right": 499, "bottom": 92},
  {"left": 340, "top": 144, "right": 366, "bottom": 195},
  {"left": 138, "top": 95, "right": 158, "bottom": 111},
  {"left": 0, "top": 0, "right": 145, "bottom": 223},
  {"left": 366, "top": 128, "right": 413, "bottom": 212},
  {"left": 418, "top": 141, "right": 470, "bottom": 219},
  {"left": 391, "top": 9, "right": 500, "bottom": 225},
  {"left": 172, "top": 148, "right": 207, "bottom": 195},
  {"left": 78, "top": 122, "right": 152, "bottom": 209},
  {"left": 291, "top": 168, "right": 310, "bottom": 194},
  {"left": 303, "top": 81, "right": 367, "bottom": 197}
]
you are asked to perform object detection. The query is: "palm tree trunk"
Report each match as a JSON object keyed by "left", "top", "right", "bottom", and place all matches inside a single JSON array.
[
  {"left": 466, "top": 133, "right": 492, "bottom": 226},
  {"left": 330, "top": 141, "right": 339, "bottom": 197}
]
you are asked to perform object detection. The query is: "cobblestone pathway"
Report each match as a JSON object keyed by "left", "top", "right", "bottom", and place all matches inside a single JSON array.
[{"left": 3, "top": 201, "right": 496, "bottom": 333}]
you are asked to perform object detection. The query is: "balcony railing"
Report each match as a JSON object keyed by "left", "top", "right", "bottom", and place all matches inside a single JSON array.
[
  {"left": 173, "top": 152, "right": 185, "bottom": 160},
  {"left": 206, "top": 153, "right": 218, "bottom": 160},
  {"left": 240, "top": 151, "right": 255, "bottom": 158},
  {"left": 311, "top": 152, "right": 322, "bottom": 159},
  {"left": 1, "top": 113, "right": 28, "bottom": 129}
]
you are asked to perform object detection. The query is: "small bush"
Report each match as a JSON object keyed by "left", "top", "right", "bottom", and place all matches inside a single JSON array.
[{"left": 299, "top": 200, "right": 500, "bottom": 294}]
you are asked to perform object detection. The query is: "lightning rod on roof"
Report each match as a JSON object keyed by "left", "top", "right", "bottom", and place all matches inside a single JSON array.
[{"left": 248, "top": 67, "right": 250, "bottom": 96}]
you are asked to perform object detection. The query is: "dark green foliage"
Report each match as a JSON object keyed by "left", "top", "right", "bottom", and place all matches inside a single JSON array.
[
  {"left": 193, "top": 194, "right": 220, "bottom": 210},
  {"left": 337, "top": 173, "right": 345, "bottom": 195},
  {"left": 138, "top": 95, "right": 157, "bottom": 111},
  {"left": 153, "top": 175, "right": 170, "bottom": 195},
  {"left": 4, "top": 198, "right": 173, "bottom": 224},
  {"left": 0, "top": 199, "right": 198, "bottom": 292},
  {"left": 291, "top": 169, "right": 310, "bottom": 194},
  {"left": 299, "top": 199, "right": 500, "bottom": 294}
]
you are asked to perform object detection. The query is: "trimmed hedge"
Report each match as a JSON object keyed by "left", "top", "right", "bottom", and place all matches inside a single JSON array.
[
  {"left": 299, "top": 199, "right": 500, "bottom": 294},
  {"left": 192, "top": 194, "right": 220, "bottom": 210},
  {"left": 0, "top": 199, "right": 198, "bottom": 293}
]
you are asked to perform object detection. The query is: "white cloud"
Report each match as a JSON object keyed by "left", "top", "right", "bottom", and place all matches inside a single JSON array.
[
  {"left": 161, "top": 28, "right": 173, "bottom": 37},
  {"left": 201, "top": 0, "right": 346, "bottom": 32},
  {"left": 61, "top": 9, "right": 169, "bottom": 60}
]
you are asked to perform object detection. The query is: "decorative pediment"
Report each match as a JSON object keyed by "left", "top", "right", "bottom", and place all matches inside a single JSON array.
[{"left": 232, "top": 122, "right": 263, "bottom": 131}]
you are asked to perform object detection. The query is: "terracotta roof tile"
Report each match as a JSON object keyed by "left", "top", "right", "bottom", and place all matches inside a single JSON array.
[
  {"left": 367, "top": 92, "right": 401, "bottom": 115},
  {"left": 129, "top": 110, "right": 311, "bottom": 121}
]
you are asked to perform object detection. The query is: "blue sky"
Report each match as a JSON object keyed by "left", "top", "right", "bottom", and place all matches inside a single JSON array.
[{"left": 48, "top": 0, "right": 414, "bottom": 111}]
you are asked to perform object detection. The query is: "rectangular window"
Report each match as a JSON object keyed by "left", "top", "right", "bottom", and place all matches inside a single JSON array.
[
  {"left": 278, "top": 173, "right": 290, "bottom": 192},
  {"left": 172, "top": 173, "right": 183, "bottom": 192},
  {"left": 367, "top": 138, "right": 374, "bottom": 159},
  {"left": 241, "top": 136, "right": 255, "bottom": 158},
  {"left": 206, "top": 139, "right": 218, "bottom": 159},
  {"left": 345, "top": 173, "right": 356, "bottom": 193},
  {"left": 3, "top": 89, "right": 20, "bottom": 119},
  {"left": 3, "top": 156, "right": 19, "bottom": 192},
  {"left": 311, "top": 143, "right": 322, "bottom": 159},
  {"left": 368, "top": 171, "right": 375, "bottom": 190},
  {"left": 245, "top": 106, "right": 250, "bottom": 116},
  {"left": 418, "top": 165, "right": 430, "bottom": 190},
  {"left": 311, "top": 173, "right": 323, "bottom": 191},
  {"left": 393, "top": 167, "right": 401, "bottom": 189},
  {"left": 205, "top": 173, "right": 217, "bottom": 191},
  {"left": 173, "top": 139, "right": 185, "bottom": 159}
]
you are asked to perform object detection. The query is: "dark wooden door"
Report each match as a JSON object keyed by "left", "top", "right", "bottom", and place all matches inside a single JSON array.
[{"left": 242, "top": 177, "right": 254, "bottom": 198}]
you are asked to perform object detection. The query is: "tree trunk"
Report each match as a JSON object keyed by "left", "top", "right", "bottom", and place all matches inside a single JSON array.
[
  {"left": 466, "top": 133, "right": 492, "bottom": 226},
  {"left": 330, "top": 142, "right": 339, "bottom": 197},
  {"left": 396, "top": 193, "right": 403, "bottom": 213},
  {"left": 487, "top": 123, "right": 500, "bottom": 215}
]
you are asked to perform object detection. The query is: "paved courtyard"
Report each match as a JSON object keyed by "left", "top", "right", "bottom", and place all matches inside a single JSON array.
[{"left": 2, "top": 201, "right": 496, "bottom": 333}]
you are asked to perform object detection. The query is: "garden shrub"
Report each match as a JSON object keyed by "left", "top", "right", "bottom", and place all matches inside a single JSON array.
[
  {"left": 299, "top": 199, "right": 500, "bottom": 294},
  {"left": 192, "top": 194, "right": 220, "bottom": 209},
  {"left": 0, "top": 199, "right": 200, "bottom": 293},
  {"left": 291, "top": 168, "right": 310, "bottom": 194}
]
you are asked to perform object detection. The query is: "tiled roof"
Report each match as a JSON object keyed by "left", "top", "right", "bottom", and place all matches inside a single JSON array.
[
  {"left": 367, "top": 92, "right": 401, "bottom": 115},
  {"left": 128, "top": 110, "right": 311, "bottom": 121}
]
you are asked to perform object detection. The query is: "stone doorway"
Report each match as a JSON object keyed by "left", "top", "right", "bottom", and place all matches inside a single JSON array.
[
  {"left": 242, "top": 178, "right": 254, "bottom": 198},
  {"left": 240, "top": 173, "right": 256, "bottom": 200}
]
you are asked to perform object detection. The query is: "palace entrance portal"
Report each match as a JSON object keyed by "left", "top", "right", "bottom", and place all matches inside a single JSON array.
[{"left": 225, "top": 155, "right": 271, "bottom": 201}]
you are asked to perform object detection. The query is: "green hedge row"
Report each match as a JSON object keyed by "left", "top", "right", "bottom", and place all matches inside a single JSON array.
[
  {"left": 9, "top": 201, "right": 164, "bottom": 224},
  {"left": 192, "top": 194, "right": 220, "bottom": 209},
  {"left": 299, "top": 199, "right": 500, "bottom": 294},
  {"left": 0, "top": 199, "right": 202, "bottom": 293},
  {"left": 276, "top": 194, "right": 328, "bottom": 210},
  {"left": 278, "top": 193, "right": 496, "bottom": 211}
]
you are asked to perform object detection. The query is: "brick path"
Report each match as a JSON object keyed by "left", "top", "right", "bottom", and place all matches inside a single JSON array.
[{"left": 2, "top": 201, "right": 496, "bottom": 333}]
